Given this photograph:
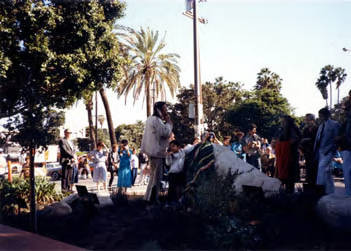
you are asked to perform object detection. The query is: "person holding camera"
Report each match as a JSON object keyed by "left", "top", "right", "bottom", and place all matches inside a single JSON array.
[
  {"left": 117, "top": 139, "right": 133, "bottom": 193},
  {"left": 141, "top": 101, "right": 173, "bottom": 203}
]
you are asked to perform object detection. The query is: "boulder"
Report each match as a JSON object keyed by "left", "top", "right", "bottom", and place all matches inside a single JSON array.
[
  {"left": 62, "top": 193, "right": 79, "bottom": 205},
  {"left": 212, "top": 145, "right": 281, "bottom": 197},
  {"left": 41, "top": 202, "right": 72, "bottom": 217},
  {"left": 316, "top": 193, "right": 351, "bottom": 230}
]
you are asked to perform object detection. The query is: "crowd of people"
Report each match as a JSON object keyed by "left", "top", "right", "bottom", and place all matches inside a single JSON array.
[
  {"left": 20, "top": 91, "right": 348, "bottom": 203},
  {"left": 58, "top": 129, "right": 149, "bottom": 193},
  {"left": 140, "top": 96, "right": 351, "bottom": 205}
]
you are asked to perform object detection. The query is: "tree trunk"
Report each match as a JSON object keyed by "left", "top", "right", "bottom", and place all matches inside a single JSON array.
[
  {"left": 146, "top": 84, "right": 152, "bottom": 117},
  {"left": 29, "top": 145, "right": 37, "bottom": 233},
  {"left": 85, "top": 97, "right": 97, "bottom": 150},
  {"left": 338, "top": 87, "right": 340, "bottom": 105},
  {"left": 330, "top": 83, "right": 332, "bottom": 108},
  {"left": 99, "top": 88, "right": 117, "bottom": 146}
]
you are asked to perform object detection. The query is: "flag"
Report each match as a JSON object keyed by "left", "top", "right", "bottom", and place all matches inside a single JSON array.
[{"left": 185, "top": 0, "right": 193, "bottom": 12}]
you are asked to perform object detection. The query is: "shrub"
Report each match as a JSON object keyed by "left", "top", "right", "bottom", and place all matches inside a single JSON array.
[{"left": 0, "top": 177, "right": 62, "bottom": 216}]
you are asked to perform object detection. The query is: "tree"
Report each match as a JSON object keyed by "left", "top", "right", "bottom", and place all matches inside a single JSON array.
[
  {"left": 168, "top": 89, "right": 196, "bottom": 145},
  {"left": 117, "top": 27, "right": 181, "bottom": 117},
  {"left": 0, "top": 0, "right": 125, "bottom": 232},
  {"left": 168, "top": 77, "right": 246, "bottom": 143},
  {"left": 226, "top": 68, "right": 293, "bottom": 139},
  {"left": 115, "top": 121, "right": 144, "bottom": 149},
  {"left": 315, "top": 65, "right": 347, "bottom": 107},
  {"left": 50, "top": 0, "right": 125, "bottom": 146},
  {"left": 202, "top": 77, "right": 246, "bottom": 136},
  {"left": 83, "top": 95, "right": 97, "bottom": 150},
  {"left": 335, "top": 67, "right": 347, "bottom": 104},
  {"left": 99, "top": 88, "right": 117, "bottom": 146},
  {"left": 255, "top": 67, "right": 282, "bottom": 91},
  {"left": 6, "top": 109, "right": 65, "bottom": 146}
]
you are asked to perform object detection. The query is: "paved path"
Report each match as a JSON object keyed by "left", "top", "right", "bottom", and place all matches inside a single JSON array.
[
  {"left": 52, "top": 174, "right": 347, "bottom": 206},
  {"left": 53, "top": 175, "right": 148, "bottom": 206},
  {"left": 0, "top": 224, "right": 83, "bottom": 250}
]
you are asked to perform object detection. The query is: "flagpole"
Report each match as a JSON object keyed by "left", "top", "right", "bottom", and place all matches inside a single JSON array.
[{"left": 193, "top": 0, "right": 201, "bottom": 138}]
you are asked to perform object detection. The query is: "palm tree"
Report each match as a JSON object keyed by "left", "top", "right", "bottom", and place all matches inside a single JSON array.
[
  {"left": 83, "top": 94, "right": 97, "bottom": 150},
  {"left": 116, "top": 27, "right": 181, "bottom": 117},
  {"left": 335, "top": 67, "right": 347, "bottom": 104},
  {"left": 315, "top": 65, "right": 347, "bottom": 108}
]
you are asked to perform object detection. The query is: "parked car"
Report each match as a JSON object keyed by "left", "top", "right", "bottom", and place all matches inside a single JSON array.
[{"left": 46, "top": 162, "right": 62, "bottom": 181}]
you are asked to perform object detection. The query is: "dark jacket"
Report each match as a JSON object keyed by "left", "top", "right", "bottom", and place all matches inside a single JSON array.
[
  {"left": 59, "top": 138, "right": 75, "bottom": 164},
  {"left": 337, "top": 117, "right": 351, "bottom": 151}
]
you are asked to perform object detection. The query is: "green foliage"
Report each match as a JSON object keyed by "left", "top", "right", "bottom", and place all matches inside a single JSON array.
[
  {"left": 0, "top": 0, "right": 125, "bottom": 149},
  {"left": 5, "top": 109, "right": 65, "bottom": 148},
  {"left": 168, "top": 89, "right": 196, "bottom": 145},
  {"left": 315, "top": 65, "right": 347, "bottom": 106},
  {"left": 0, "top": 177, "right": 62, "bottom": 216},
  {"left": 226, "top": 68, "right": 293, "bottom": 139},
  {"left": 202, "top": 77, "right": 246, "bottom": 137},
  {"left": 76, "top": 138, "right": 92, "bottom": 152},
  {"left": 115, "top": 121, "right": 144, "bottom": 149},
  {"left": 117, "top": 27, "right": 181, "bottom": 117},
  {"left": 169, "top": 77, "right": 246, "bottom": 143},
  {"left": 255, "top": 67, "right": 282, "bottom": 91},
  {"left": 184, "top": 170, "right": 263, "bottom": 249},
  {"left": 97, "top": 128, "right": 111, "bottom": 148}
]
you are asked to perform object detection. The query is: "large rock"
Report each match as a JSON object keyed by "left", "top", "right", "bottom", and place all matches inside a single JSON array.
[
  {"left": 213, "top": 145, "right": 281, "bottom": 197},
  {"left": 41, "top": 202, "right": 72, "bottom": 217},
  {"left": 317, "top": 193, "right": 351, "bottom": 230},
  {"left": 62, "top": 193, "right": 79, "bottom": 205}
]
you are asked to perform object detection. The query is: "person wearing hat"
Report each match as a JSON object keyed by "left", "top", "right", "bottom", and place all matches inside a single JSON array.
[{"left": 59, "top": 129, "right": 76, "bottom": 192}]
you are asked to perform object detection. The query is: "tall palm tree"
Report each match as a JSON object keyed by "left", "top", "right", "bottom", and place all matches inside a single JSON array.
[
  {"left": 83, "top": 94, "right": 97, "bottom": 150},
  {"left": 335, "top": 67, "right": 347, "bottom": 104},
  {"left": 116, "top": 27, "right": 181, "bottom": 117},
  {"left": 315, "top": 65, "right": 347, "bottom": 108}
]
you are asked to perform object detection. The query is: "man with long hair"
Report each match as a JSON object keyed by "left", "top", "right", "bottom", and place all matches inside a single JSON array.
[{"left": 141, "top": 102, "right": 173, "bottom": 203}]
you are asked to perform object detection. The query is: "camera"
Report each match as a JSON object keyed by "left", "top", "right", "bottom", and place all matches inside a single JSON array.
[{"left": 209, "top": 132, "right": 215, "bottom": 140}]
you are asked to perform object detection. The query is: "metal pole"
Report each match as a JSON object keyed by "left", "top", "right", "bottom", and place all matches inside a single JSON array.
[
  {"left": 95, "top": 91, "right": 98, "bottom": 144},
  {"left": 193, "top": 0, "right": 201, "bottom": 137}
]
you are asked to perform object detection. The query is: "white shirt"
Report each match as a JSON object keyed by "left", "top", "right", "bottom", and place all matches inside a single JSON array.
[
  {"left": 166, "top": 145, "right": 195, "bottom": 174},
  {"left": 141, "top": 116, "right": 173, "bottom": 158},
  {"left": 131, "top": 154, "right": 139, "bottom": 169}
]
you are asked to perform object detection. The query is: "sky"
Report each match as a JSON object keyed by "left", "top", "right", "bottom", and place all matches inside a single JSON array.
[{"left": 60, "top": 0, "right": 351, "bottom": 133}]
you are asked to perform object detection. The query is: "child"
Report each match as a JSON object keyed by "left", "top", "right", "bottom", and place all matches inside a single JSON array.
[
  {"left": 131, "top": 148, "right": 139, "bottom": 186},
  {"left": 165, "top": 140, "right": 195, "bottom": 203}
]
